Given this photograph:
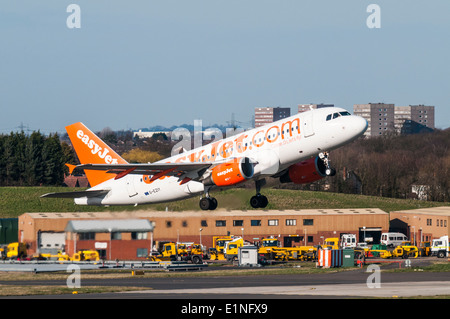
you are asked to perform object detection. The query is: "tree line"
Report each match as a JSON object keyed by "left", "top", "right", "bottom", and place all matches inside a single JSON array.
[
  {"left": 0, "top": 131, "right": 76, "bottom": 186},
  {"left": 275, "top": 129, "right": 449, "bottom": 202},
  {"left": 2, "top": 127, "right": 448, "bottom": 202},
  {"left": 328, "top": 129, "right": 450, "bottom": 202}
]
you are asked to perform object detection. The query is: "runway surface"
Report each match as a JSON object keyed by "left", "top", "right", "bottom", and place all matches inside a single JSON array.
[{"left": 2, "top": 267, "right": 449, "bottom": 299}]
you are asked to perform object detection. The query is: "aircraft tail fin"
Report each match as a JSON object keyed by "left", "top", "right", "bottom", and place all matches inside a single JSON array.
[{"left": 65, "top": 122, "right": 128, "bottom": 187}]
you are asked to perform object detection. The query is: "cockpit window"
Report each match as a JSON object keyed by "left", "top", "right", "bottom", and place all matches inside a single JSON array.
[{"left": 326, "top": 111, "right": 351, "bottom": 121}]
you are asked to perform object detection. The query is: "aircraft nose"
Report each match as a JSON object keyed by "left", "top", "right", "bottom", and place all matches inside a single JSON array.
[{"left": 352, "top": 116, "right": 368, "bottom": 137}]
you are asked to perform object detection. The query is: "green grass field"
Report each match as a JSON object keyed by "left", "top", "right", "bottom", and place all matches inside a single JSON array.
[{"left": 0, "top": 186, "right": 448, "bottom": 218}]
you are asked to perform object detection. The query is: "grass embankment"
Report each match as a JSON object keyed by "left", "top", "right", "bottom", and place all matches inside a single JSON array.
[{"left": 0, "top": 187, "right": 448, "bottom": 217}]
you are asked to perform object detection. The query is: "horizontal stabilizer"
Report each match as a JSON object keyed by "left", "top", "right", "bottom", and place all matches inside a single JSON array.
[{"left": 40, "top": 190, "right": 110, "bottom": 199}]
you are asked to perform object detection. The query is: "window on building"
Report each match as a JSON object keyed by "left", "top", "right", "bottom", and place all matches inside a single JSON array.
[
  {"left": 79, "top": 232, "right": 95, "bottom": 240},
  {"left": 268, "top": 219, "right": 279, "bottom": 226},
  {"left": 216, "top": 220, "right": 226, "bottom": 227},
  {"left": 251, "top": 220, "right": 261, "bottom": 226},
  {"left": 132, "top": 232, "right": 148, "bottom": 240},
  {"left": 233, "top": 220, "right": 244, "bottom": 226},
  {"left": 286, "top": 219, "right": 296, "bottom": 226},
  {"left": 182, "top": 220, "right": 188, "bottom": 227},
  {"left": 111, "top": 232, "right": 122, "bottom": 240},
  {"left": 307, "top": 236, "right": 314, "bottom": 243},
  {"left": 201, "top": 220, "right": 208, "bottom": 227},
  {"left": 303, "top": 219, "right": 314, "bottom": 226},
  {"left": 136, "top": 248, "right": 148, "bottom": 258},
  {"left": 166, "top": 221, "right": 172, "bottom": 228}
]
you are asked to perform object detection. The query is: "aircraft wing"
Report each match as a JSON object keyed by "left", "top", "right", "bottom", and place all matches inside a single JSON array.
[
  {"left": 40, "top": 190, "right": 110, "bottom": 199},
  {"left": 71, "top": 162, "right": 212, "bottom": 179}
]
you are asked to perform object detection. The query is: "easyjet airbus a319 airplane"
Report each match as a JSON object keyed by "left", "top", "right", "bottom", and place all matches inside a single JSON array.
[{"left": 41, "top": 107, "right": 368, "bottom": 210}]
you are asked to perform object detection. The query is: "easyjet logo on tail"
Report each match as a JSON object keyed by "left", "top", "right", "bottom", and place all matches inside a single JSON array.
[{"left": 76, "top": 129, "right": 119, "bottom": 164}]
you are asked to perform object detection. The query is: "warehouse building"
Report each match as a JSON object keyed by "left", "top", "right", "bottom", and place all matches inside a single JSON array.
[
  {"left": 18, "top": 209, "right": 389, "bottom": 259},
  {"left": 389, "top": 206, "right": 449, "bottom": 245},
  {"left": 65, "top": 219, "right": 154, "bottom": 260}
]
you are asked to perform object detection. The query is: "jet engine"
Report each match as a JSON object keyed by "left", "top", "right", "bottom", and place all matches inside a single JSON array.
[
  {"left": 280, "top": 156, "right": 334, "bottom": 184},
  {"left": 203, "top": 157, "right": 254, "bottom": 187}
]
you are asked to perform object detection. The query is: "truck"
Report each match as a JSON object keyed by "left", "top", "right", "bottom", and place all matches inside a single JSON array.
[
  {"left": 431, "top": 236, "right": 449, "bottom": 258},
  {"left": 258, "top": 238, "right": 316, "bottom": 261},
  {"left": 322, "top": 238, "right": 340, "bottom": 250},
  {"left": 0, "top": 242, "right": 28, "bottom": 260},
  {"left": 209, "top": 236, "right": 233, "bottom": 261},
  {"left": 224, "top": 237, "right": 247, "bottom": 262},
  {"left": 149, "top": 242, "right": 203, "bottom": 264}
]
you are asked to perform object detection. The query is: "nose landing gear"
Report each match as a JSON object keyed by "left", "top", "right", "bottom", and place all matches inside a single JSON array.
[{"left": 319, "top": 152, "right": 336, "bottom": 176}]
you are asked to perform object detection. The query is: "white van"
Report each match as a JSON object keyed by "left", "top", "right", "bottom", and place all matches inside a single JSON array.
[
  {"left": 380, "top": 232, "right": 408, "bottom": 247},
  {"left": 341, "top": 234, "right": 357, "bottom": 248}
]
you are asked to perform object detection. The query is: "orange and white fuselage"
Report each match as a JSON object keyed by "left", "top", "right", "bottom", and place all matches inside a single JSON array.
[{"left": 42, "top": 107, "right": 367, "bottom": 209}]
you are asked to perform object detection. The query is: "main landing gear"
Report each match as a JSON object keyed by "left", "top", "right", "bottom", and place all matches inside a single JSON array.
[
  {"left": 199, "top": 188, "right": 218, "bottom": 211},
  {"left": 250, "top": 179, "right": 268, "bottom": 209},
  {"left": 199, "top": 196, "right": 218, "bottom": 210}
]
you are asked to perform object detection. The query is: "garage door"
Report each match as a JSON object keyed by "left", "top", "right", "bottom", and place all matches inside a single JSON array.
[
  {"left": 358, "top": 227, "right": 382, "bottom": 244},
  {"left": 39, "top": 232, "right": 66, "bottom": 254}
]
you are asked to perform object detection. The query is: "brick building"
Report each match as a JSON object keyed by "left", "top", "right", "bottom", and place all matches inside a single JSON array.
[{"left": 18, "top": 209, "right": 389, "bottom": 259}]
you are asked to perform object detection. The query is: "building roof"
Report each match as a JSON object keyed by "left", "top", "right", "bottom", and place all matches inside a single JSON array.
[
  {"left": 24, "top": 208, "right": 387, "bottom": 220},
  {"left": 65, "top": 219, "right": 154, "bottom": 233},
  {"left": 391, "top": 206, "right": 450, "bottom": 216}
]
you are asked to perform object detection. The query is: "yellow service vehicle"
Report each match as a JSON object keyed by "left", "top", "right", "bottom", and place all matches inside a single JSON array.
[
  {"left": 71, "top": 250, "right": 100, "bottom": 261},
  {"left": 148, "top": 242, "right": 203, "bottom": 264},
  {"left": 323, "top": 238, "right": 340, "bottom": 250},
  {"left": 258, "top": 238, "right": 316, "bottom": 261},
  {"left": 209, "top": 236, "right": 233, "bottom": 260},
  {"left": 2, "top": 242, "right": 28, "bottom": 259},
  {"left": 39, "top": 251, "right": 71, "bottom": 261},
  {"left": 418, "top": 241, "right": 432, "bottom": 257},
  {"left": 224, "top": 237, "right": 245, "bottom": 262},
  {"left": 370, "top": 242, "right": 418, "bottom": 259},
  {"left": 392, "top": 243, "right": 418, "bottom": 259}
]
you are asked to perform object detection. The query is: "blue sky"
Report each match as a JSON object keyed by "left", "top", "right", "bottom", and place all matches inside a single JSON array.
[{"left": 1, "top": 1, "right": 449, "bottom": 134}]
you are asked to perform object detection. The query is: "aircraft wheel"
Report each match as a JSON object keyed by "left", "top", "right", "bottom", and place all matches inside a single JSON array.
[
  {"left": 250, "top": 196, "right": 260, "bottom": 208},
  {"left": 209, "top": 197, "right": 218, "bottom": 210},
  {"left": 199, "top": 198, "right": 210, "bottom": 210},
  {"left": 250, "top": 195, "right": 268, "bottom": 208},
  {"left": 199, "top": 197, "right": 218, "bottom": 211},
  {"left": 259, "top": 195, "right": 268, "bottom": 208}
]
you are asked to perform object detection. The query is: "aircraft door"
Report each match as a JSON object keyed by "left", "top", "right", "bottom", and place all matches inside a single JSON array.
[
  {"left": 126, "top": 176, "right": 138, "bottom": 197},
  {"left": 303, "top": 112, "right": 315, "bottom": 137}
]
